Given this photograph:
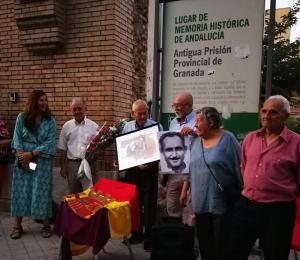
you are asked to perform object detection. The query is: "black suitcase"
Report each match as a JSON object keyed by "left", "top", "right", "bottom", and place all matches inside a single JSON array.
[{"left": 150, "top": 217, "right": 194, "bottom": 260}]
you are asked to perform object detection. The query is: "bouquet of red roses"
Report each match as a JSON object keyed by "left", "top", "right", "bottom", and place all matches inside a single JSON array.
[{"left": 77, "top": 119, "right": 128, "bottom": 181}]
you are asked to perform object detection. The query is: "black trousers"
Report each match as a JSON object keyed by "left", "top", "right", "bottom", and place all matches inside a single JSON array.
[
  {"left": 125, "top": 162, "right": 158, "bottom": 239},
  {"left": 225, "top": 195, "right": 296, "bottom": 260},
  {"left": 195, "top": 212, "right": 231, "bottom": 260}
]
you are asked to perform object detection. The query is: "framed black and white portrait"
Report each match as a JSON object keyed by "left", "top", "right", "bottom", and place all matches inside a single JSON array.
[
  {"left": 158, "top": 131, "right": 190, "bottom": 174},
  {"left": 116, "top": 124, "right": 160, "bottom": 171}
]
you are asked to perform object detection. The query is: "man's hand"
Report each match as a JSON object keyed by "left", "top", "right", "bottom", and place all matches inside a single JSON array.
[
  {"left": 60, "top": 166, "right": 67, "bottom": 179},
  {"left": 138, "top": 164, "right": 149, "bottom": 170},
  {"left": 179, "top": 189, "right": 188, "bottom": 206},
  {"left": 179, "top": 181, "right": 190, "bottom": 206},
  {"left": 112, "top": 160, "right": 118, "bottom": 169},
  {"left": 180, "top": 127, "right": 197, "bottom": 137},
  {"left": 58, "top": 149, "right": 67, "bottom": 178}
]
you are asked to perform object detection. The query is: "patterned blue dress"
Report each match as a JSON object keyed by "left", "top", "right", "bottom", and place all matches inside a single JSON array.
[{"left": 11, "top": 113, "right": 56, "bottom": 219}]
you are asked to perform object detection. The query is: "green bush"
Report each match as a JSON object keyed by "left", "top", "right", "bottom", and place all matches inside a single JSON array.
[{"left": 286, "top": 117, "right": 300, "bottom": 133}]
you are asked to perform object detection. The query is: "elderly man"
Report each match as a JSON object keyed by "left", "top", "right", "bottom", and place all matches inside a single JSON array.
[
  {"left": 226, "top": 95, "right": 300, "bottom": 260},
  {"left": 164, "top": 92, "right": 197, "bottom": 219},
  {"left": 122, "top": 99, "right": 162, "bottom": 250},
  {"left": 58, "top": 97, "right": 99, "bottom": 194}
]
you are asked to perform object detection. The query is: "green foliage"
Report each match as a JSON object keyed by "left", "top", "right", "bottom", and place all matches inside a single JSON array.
[
  {"left": 286, "top": 116, "right": 300, "bottom": 133},
  {"left": 262, "top": 0, "right": 300, "bottom": 96}
]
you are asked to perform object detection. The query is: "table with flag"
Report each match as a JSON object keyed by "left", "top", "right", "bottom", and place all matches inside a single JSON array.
[{"left": 54, "top": 178, "right": 140, "bottom": 259}]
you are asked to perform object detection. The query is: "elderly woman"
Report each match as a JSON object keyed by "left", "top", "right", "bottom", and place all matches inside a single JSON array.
[
  {"left": 180, "top": 107, "right": 242, "bottom": 260},
  {"left": 10, "top": 90, "right": 56, "bottom": 239}
]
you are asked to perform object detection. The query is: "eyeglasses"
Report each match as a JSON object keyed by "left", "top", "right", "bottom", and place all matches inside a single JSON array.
[{"left": 171, "top": 103, "right": 188, "bottom": 109}]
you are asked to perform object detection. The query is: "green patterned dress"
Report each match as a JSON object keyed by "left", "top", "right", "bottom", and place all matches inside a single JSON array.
[{"left": 11, "top": 113, "right": 56, "bottom": 219}]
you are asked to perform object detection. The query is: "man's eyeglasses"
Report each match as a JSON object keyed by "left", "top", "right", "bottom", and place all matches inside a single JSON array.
[{"left": 172, "top": 103, "right": 188, "bottom": 109}]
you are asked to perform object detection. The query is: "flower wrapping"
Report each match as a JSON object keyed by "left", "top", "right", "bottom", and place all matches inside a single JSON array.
[{"left": 77, "top": 119, "right": 128, "bottom": 181}]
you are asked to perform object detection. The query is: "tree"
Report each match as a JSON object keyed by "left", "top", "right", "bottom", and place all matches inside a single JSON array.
[
  {"left": 262, "top": 0, "right": 300, "bottom": 97},
  {"left": 286, "top": 116, "right": 300, "bottom": 133}
]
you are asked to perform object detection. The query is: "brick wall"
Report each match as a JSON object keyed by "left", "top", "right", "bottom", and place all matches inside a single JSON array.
[{"left": 0, "top": 0, "right": 149, "bottom": 171}]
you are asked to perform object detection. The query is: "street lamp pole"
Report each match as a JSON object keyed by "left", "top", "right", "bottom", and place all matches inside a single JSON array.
[{"left": 265, "top": 0, "right": 276, "bottom": 98}]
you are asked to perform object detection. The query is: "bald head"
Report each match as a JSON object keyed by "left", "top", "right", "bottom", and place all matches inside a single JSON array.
[
  {"left": 175, "top": 92, "right": 193, "bottom": 106},
  {"left": 172, "top": 92, "right": 193, "bottom": 120}
]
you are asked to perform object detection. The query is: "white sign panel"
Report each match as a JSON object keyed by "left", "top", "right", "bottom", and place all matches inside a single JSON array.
[{"left": 161, "top": 0, "right": 264, "bottom": 113}]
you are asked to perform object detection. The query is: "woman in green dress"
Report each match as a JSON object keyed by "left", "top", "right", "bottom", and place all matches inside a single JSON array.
[{"left": 10, "top": 90, "right": 56, "bottom": 239}]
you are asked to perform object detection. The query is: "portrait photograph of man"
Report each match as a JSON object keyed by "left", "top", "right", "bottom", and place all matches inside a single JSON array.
[{"left": 158, "top": 131, "right": 190, "bottom": 174}]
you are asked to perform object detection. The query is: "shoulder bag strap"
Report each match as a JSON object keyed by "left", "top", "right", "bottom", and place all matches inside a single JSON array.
[{"left": 200, "top": 138, "right": 224, "bottom": 192}]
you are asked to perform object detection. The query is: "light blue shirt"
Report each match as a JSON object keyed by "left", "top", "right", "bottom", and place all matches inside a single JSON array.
[
  {"left": 169, "top": 110, "right": 196, "bottom": 132},
  {"left": 169, "top": 110, "right": 196, "bottom": 145},
  {"left": 189, "top": 131, "right": 242, "bottom": 215},
  {"left": 122, "top": 119, "right": 163, "bottom": 134}
]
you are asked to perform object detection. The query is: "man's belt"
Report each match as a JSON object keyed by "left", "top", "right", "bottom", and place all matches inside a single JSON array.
[
  {"left": 244, "top": 196, "right": 294, "bottom": 206},
  {"left": 67, "top": 158, "right": 82, "bottom": 162}
]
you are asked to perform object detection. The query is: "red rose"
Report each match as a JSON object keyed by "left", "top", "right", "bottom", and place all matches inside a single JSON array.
[
  {"left": 86, "top": 143, "right": 94, "bottom": 152},
  {"left": 91, "top": 135, "right": 100, "bottom": 143}
]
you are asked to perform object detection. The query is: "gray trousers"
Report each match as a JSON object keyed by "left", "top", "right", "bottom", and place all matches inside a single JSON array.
[
  {"left": 166, "top": 174, "right": 194, "bottom": 226},
  {"left": 166, "top": 174, "right": 184, "bottom": 217},
  {"left": 66, "top": 160, "right": 94, "bottom": 194}
]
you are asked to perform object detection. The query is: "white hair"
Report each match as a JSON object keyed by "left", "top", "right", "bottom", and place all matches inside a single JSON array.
[
  {"left": 70, "top": 97, "right": 85, "bottom": 106},
  {"left": 132, "top": 99, "right": 148, "bottom": 111},
  {"left": 266, "top": 95, "right": 290, "bottom": 113}
]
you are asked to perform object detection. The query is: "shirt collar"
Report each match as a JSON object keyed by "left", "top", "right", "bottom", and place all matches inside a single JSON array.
[
  {"left": 73, "top": 117, "right": 86, "bottom": 126},
  {"left": 256, "top": 126, "right": 289, "bottom": 142},
  {"left": 176, "top": 110, "right": 195, "bottom": 124},
  {"left": 135, "top": 120, "right": 147, "bottom": 129}
]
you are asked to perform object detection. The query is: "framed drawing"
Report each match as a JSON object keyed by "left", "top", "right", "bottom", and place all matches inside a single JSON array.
[
  {"left": 158, "top": 131, "right": 191, "bottom": 174},
  {"left": 116, "top": 124, "right": 160, "bottom": 171}
]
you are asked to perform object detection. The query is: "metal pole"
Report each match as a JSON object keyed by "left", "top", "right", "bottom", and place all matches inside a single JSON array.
[
  {"left": 151, "top": 0, "right": 160, "bottom": 121},
  {"left": 265, "top": 0, "right": 276, "bottom": 98}
]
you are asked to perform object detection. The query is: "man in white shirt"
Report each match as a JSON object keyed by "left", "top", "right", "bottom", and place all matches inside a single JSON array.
[{"left": 58, "top": 97, "right": 99, "bottom": 194}]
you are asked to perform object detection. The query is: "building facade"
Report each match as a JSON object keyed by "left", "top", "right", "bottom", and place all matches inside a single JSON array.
[{"left": 0, "top": 0, "right": 149, "bottom": 208}]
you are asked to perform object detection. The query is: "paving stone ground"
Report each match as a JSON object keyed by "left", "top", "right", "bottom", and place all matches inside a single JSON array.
[
  {"left": 0, "top": 168, "right": 297, "bottom": 260},
  {"left": 0, "top": 211, "right": 151, "bottom": 260},
  {"left": 0, "top": 211, "right": 297, "bottom": 260}
]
